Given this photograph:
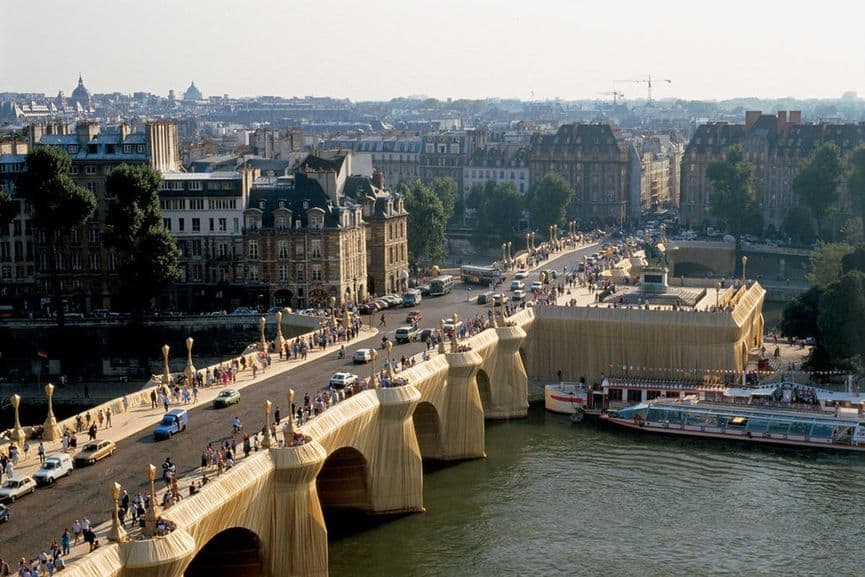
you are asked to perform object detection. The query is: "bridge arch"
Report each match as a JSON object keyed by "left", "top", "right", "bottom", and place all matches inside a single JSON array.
[
  {"left": 184, "top": 527, "right": 262, "bottom": 577},
  {"left": 317, "top": 446, "right": 373, "bottom": 512},
  {"left": 476, "top": 369, "right": 492, "bottom": 413},
  {"left": 672, "top": 261, "right": 717, "bottom": 277},
  {"left": 412, "top": 401, "right": 443, "bottom": 459}
]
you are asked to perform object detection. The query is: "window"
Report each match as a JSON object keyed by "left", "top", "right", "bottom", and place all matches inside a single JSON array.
[
  {"left": 192, "top": 264, "right": 202, "bottom": 282},
  {"left": 88, "top": 228, "right": 100, "bottom": 245},
  {"left": 218, "top": 218, "right": 227, "bottom": 232},
  {"left": 191, "top": 239, "right": 202, "bottom": 256},
  {"left": 278, "top": 240, "right": 289, "bottom": 259},
  {"left": 71, "top": 251, "right": 81, "bottom": 270},
  {"left": 88, "top": 252, "right": 100, "bottom": 271},
  {"left": 310, "top": 214, "right": 323, "bottom": 229},
  {"left": 70, "top": 166, "right": 79, "bottom": 175},
  {"left": 178, "top": 218, "right": 185, "bottom": 232},
  {"left": 188, "top": 181, "right": 202, "bottom": 191},
  {"left": 312, "top": 264, "right": 322, "bottom": 281},
  {"left": 248, "top": 265, "right": 259, "bottom": 281},
  {"left": 233, "top": 218, "right": 239, "bottom": 232},
  {"left": 209, "top": 218, "right": 215, "bottom": 232},
  {"left": 189, "top": 198, "right": 204, "bottom": 210},
  {"left": 248, "top": 240, "right": 259, "bottom": 259},
  {"left": 311, "top": 239, "right": 322, "bottom": 259},
  {"left": 85, "top": 165, "right": 97, "bottom": 175},
  {"left": 218, "top": 243, "right": 229, "bottom": 257},
  {"left": 192, "top": 218, "right": 200, "bottom": 232},
  {"left": 279, "top": 264, "right": 288, "bottom": 282},
  {"left": 108, "top": 252, "right": 117, "bottom": 271},
  {"left": 296, "top": 241, "right": 305, "bottom": 256},
  {"left": 86, "top": 182, "right": 98, "bottom": 194},
  {"left": 296, "top": 264, "right": 305, "bottom": 281},
  {"left": 160, "top": 199, "right": 185, "bottom": 211},
  {"left": 163, "top": 218, "right": 172, "bottom": 231}
]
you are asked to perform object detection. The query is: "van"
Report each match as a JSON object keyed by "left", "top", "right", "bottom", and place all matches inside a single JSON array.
[
  {"left": 476, "top": 292, "right": 493, "bottom": 305},
  {"left": 154, "top": 408, "right": 188, "bottom": 441},
  {"left": 402, "top": 289, "right": 422, "bottom": 307},
  {"left": 395, "top": 326, "right": 420, "bottom": 343},
  {"left": 33, "top": 454, "right": 74, "bottom": 486}
]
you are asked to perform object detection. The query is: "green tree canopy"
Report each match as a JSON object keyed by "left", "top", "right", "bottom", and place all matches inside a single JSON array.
[
  {"left": 818, "top": 271, "right": 865, "bottom": 365},
  {"left": 429, "top": 177, "right": 458, "bottom": 223},
  {"left": 780, "top": 286, "right": 823, "bottom": 341},
  {"left": 806, "top": 242, "right": 853, "bottom": 288},
  {"left": 793, "top": 142, "right": 846, "bottom": 238},
  {"left": 467, "top": 180, "right": 523, "bottom": 247},
  {"left": 848, "top": 145, "right": 865, "bottom": 226},
  {"left": 842, "top": 244, "right": 865, "bottom": 275},
  {"left": 19, "top": 146, "right": 97, "bottom": 326},
  {"left": 527, "top": 173, "right": 574, "bottom": 233},
  {"left": 105, "top": 164, "right": 181, "bottom": 314},
  {"left": 705, "top": 145, "right": 762, "bottom": 236},
  {"left": 781, "top": 205, "right": 817, "bottom": 246},
  {"left": 401, "top": 180, "right": 447, "bottom": 266}
]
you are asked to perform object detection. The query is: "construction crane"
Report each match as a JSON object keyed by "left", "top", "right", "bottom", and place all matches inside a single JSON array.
[
  {"left": 615, "top": 75, "right": 671, "bottom": 103},
  {"left": 596, "top": 91, "right": 624, "bottom": 105}
]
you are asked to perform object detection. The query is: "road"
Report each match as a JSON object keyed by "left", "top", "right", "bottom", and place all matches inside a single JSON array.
[{"left": 1, "top": 241, "right": 600, "bottom": 562}]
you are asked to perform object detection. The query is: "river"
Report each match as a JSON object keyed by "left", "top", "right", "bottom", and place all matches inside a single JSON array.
[{"left": 329, "top": 407, "right": 865, "bottom": 577}]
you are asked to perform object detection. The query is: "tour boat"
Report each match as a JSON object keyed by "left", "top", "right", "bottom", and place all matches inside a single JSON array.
[
  {"left": 599, "top": 383, "right": 865, "bottom": 451},
  {"left": 545, "top": 377, "right": 726, "bottom": 422}
]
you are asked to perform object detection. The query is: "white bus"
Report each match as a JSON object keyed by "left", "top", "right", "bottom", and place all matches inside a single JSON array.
[
  {"left": 429, "top": 275, "right": 455, "bottom": 296},
  {"left": 460, "top": 265, "right": 503, "bottom": 286}
]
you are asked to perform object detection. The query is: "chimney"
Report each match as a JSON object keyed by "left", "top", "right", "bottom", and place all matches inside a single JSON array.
[
  {"left": 777, "top": 111, "right": 787, "bottom": 130},
  {"left": 372, "top": 169, "right": 384, "bottom": 189},
  {"left": 745, "top": 111, "right": 761, "bottom": 129},
  {"left": 789, "top": 111, "right": 802, "bottom": 124},
  {"left": 76, "top": 121, "right": 99, "bottom": 146},
  {"left": 118, "top": 123, "right": 131, "bottom": 140}
]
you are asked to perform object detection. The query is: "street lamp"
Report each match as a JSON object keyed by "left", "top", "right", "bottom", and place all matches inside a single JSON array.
[
  {"left": 369, "top": 349, "right": 379, "bottom": 389},
  {"left": 284, "top": 389, "right": 296, "bottom": 438},
  {"left": 9, "top": 394, "right": 25, "bottom": 451},
  {"left": 259, "top": 316, "right": 268, "bottom": 353},
  {"left": 43, "top": 383, "right": 60, "bottom": 441},
  {"left": 263, "top": 400, "right": 273, "bottom": 448},
  {"left": 385, "top": 340, "right": 393, "bottom": 379},
  {"left": 184, "top": 336, "right": 196, "bottom": 386},
  {"left": 161, "top": 344, "right": 171, "bottom": 387},
  {"left": 109, "top": 482, "right": 127, "bottom": 542},
  {"left": 275, "top": 310, "right": 286, "bottom": 356},
  {"left": 144, "top": 464, "right": 160, "bottom": 537},
  {"left": 741, "top": 256, "right": 748, "bottom": 285}
]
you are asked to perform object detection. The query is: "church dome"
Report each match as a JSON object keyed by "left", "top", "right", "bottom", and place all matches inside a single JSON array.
[
  {"left": 183, "top": 81, "right": 203, "bottom": 101},
  {"left": 70, "top": 74, "right": 92, "bottom": 107}
]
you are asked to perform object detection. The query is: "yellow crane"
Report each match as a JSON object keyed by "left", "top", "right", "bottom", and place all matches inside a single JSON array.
[{"left": 615, "top": 75, "right": 671, "bottom": 103}]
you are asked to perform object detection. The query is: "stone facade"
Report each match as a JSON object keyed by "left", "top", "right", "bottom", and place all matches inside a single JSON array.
[
  {"left": 464, "top": 144, "right": 531, "bottom": 195},
  {"left": 420, "top": 130, "right": 487, "bottom": 196},
  {"left": 530, "top": 123, "right": 635, "bottom": 226}
]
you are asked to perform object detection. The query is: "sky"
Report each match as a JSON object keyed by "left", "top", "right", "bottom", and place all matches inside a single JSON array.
[{"left": 2, "top": 0, "right": 864, "bottom": 102}]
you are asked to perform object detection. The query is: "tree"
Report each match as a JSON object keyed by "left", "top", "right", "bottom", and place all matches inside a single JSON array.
[
  {"left": 705, "top": 145, "right": 762, "bottom": 236},
  {"left": 19, "top": 147, "right": 97, "bottom": 326},
  {"left": 848, "top": 145, "right": 865, "bottom": 226},
  {"left": 401, "top": 180, "right": 447, "bottom": 266},
  {"left": 527, "top": 173, "right": 574, "bottom": 233},
  {"left": 429, "top": 177, "right": 458, "bottom": 223},
  {"left": 818, "top": 271, "right": 865, "bottom": 365},
  {"left": 781, "top": 205, "right": 816, "bottom": 246},
  {"left": 105, "top": 164, "right": 181, "bottom": 315},
  {"left": 0, "top": 189, "right": 16, "bottom": 227},
  {"left": 806, "top": 242, "right": 853, "bottom": 288},
  {"left": 793, "top": 142, "right": 846, "bottom": 239},
  {"left": 467, "top": 180, "right": 523, "bottom": 247},
  {"left": 842, "top": 244, "right": 865, "bottom": 275},
  {"left": 780, "top": 286, "right": 822, "bottom": 341}
]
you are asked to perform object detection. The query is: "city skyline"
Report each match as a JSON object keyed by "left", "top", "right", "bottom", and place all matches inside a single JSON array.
[{"left": 2, "top": 0, "right": 864, "bottom": 102}]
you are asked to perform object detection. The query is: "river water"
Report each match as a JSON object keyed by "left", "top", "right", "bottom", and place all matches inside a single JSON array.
[{"left": 329, "top": 407, "right": 865, "bottom": 577}]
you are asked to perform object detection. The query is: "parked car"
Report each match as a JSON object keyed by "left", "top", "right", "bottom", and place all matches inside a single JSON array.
[
  {"left": 0, "top": 503, "right": 8, "bottom": 523},
  {"left": 511, "top": 289, "right": 527, "bottom": 301},
  {"left": 329, "top": 372, "right": 358, "bottom": 389},
  {"left": 74, "top": 440, "right": 116, "bottom": 467},
  {"left": 374, "top": 298, "right": 390, "bottom": 310},
  {"left": 406, "top": 310, "right": 423, "bottom": 323},
  {"left": 395, "top": 325, "right": 420, "bottom": 343},
  {"left": 0, "top": 477, "right": 36, "bottom": 503},
  {"left": 514, "top": 270, "right": 529, "bottom": 280},
  {"left": 154, "top": 408, "right": 189, "bottom": 440},
  {"left": 510, "top": 280, "right": 525, "bottom": 291},
  {"left": 418, "top": 284, "right": 431, "bottom": 296},
  {"left": 33, "top": 454, "right": 74, "bottom": 486},
  {"left": 419, "top": 328, "right": 436, "bottom": 342},
  {"left": 383, "top": 295, "right": 402, "bottom": 307},
  {"left": 353, "top": 348, "right": 374, "bottom": 364},
  {"left": 358, "top": 303, "right": 377, "bottom": 315},
  {"left": 230, "top": 306, "right": 256, "bottom": 315},
  {"left": 213, "top": 389, "right": 240, "bottom": 408}
]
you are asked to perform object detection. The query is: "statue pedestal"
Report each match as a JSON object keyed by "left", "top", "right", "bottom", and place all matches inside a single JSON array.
[{"left": 641, "top": 266, "right": 669, "bottom": 294}]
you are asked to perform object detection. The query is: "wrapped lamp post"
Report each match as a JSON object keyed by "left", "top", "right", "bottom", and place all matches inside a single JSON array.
[
  {"left": 369, "top": 349, "right": 378, "bottom": 389},
  {"left": 161, "top": 344, "right": 172, "bottom": 387},
  {"left": 184, "top": 337, "right": 196, "bottom": 386},
  {"left": 284, "top": 389, "right": 296, "bottom": 438},
  {"left": 9, "top": 394, "right": 26, "bottom": 451},
  {"left": 385, "top": 340, "right": 393, "bottom": 379},
  {"left": 109, "top": 481, "right": 127, "bottom": 542},
  {"left": 437, "top": 319, "right": 447, "bottom": 355},
  {"left": 263, "top": 400, "right": 274, "bottom": 448},
  {"left": 259, "top": 316, "right": 268, "bottom": 354},
  {"left": 450, "top": 312, "right": 460, "bottom": 352},
  {"left": 275, "top": 310, "right": 287, "bottom": 355},
  {"left": 42, "top": 383, "right": 61, "bottom": 441},
  {"left": 144, "top": 464, "right": 160, "bottom": 537}
]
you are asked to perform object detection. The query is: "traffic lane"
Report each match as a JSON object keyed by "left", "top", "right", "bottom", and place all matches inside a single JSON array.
[{"left": 4, "top": 330, "right": 388, "bottom": 560}]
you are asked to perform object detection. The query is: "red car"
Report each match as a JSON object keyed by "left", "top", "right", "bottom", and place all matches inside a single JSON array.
[{"left": 406, "top": 310, "right": 423, "bottom": 323}]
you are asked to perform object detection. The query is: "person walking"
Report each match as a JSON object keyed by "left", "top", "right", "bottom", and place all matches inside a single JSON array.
[
  {"left": 37, "top": 442, "right": 46, "bottom": 464},
  {"left": 72, "top": 520, "right": 82, "bottom": 545},
  {"left": 379, "top": 314, "right": 386, "bottom": 327},
  {"left": 61, "top": 529, "right": 71, "bottom": 556},
  {"left": 150, "top": 390, "right": 157, "bottom": 409},
  {"left": 105, "top": 407, "right": 112, "bottom": 428}
]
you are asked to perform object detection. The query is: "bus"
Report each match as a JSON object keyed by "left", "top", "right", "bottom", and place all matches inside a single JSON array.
[
  {"left": 460, "top": 265, "right": 502, "bottom": 287},
  {"left": 402, "top": 289, "right": 422, "bottom": 307},
  {"left": 429, "top": 275, "right": 455, "bottom": 296}
]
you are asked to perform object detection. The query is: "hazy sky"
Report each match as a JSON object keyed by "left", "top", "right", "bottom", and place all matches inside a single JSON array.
[{"left": 2, "top": 0, "right": 864, "bottom": 102}]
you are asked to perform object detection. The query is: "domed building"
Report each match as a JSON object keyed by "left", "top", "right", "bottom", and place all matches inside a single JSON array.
[
  {"left": 69, "top": 74, "right": 92, "bottom": 110},
  {"left": 183, "top": 81, "right": 203, "bottom": 101}
]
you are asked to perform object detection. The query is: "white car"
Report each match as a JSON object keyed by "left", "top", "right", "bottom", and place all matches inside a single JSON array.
[
  {"left": 511, "top": 289, "right": 527, "bottom": 301},
  {"left": 510, "top": 280, "right": 525, "bottom": 291},
  {"left": 0, "top": 477, "right": 36, "bottom": 503},
  {"left": 530, "top": 281, "right": 544, "bottom": 292},
  {"left": 330, "top": 372, "right": 358, "bottom": 389},
  {"left": 514, "top": 270, "right": 529, "bottom": 280},
  {"left": 33, "top": 454, "right": 74, "bottom": 486},
  {"left": 353, "top": 348, "right": 373, "bottom": 364}
]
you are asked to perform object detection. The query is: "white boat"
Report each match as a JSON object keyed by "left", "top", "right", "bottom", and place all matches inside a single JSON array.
[{"left": 545, "top": 377, "right": 726, "bottom": 421}]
